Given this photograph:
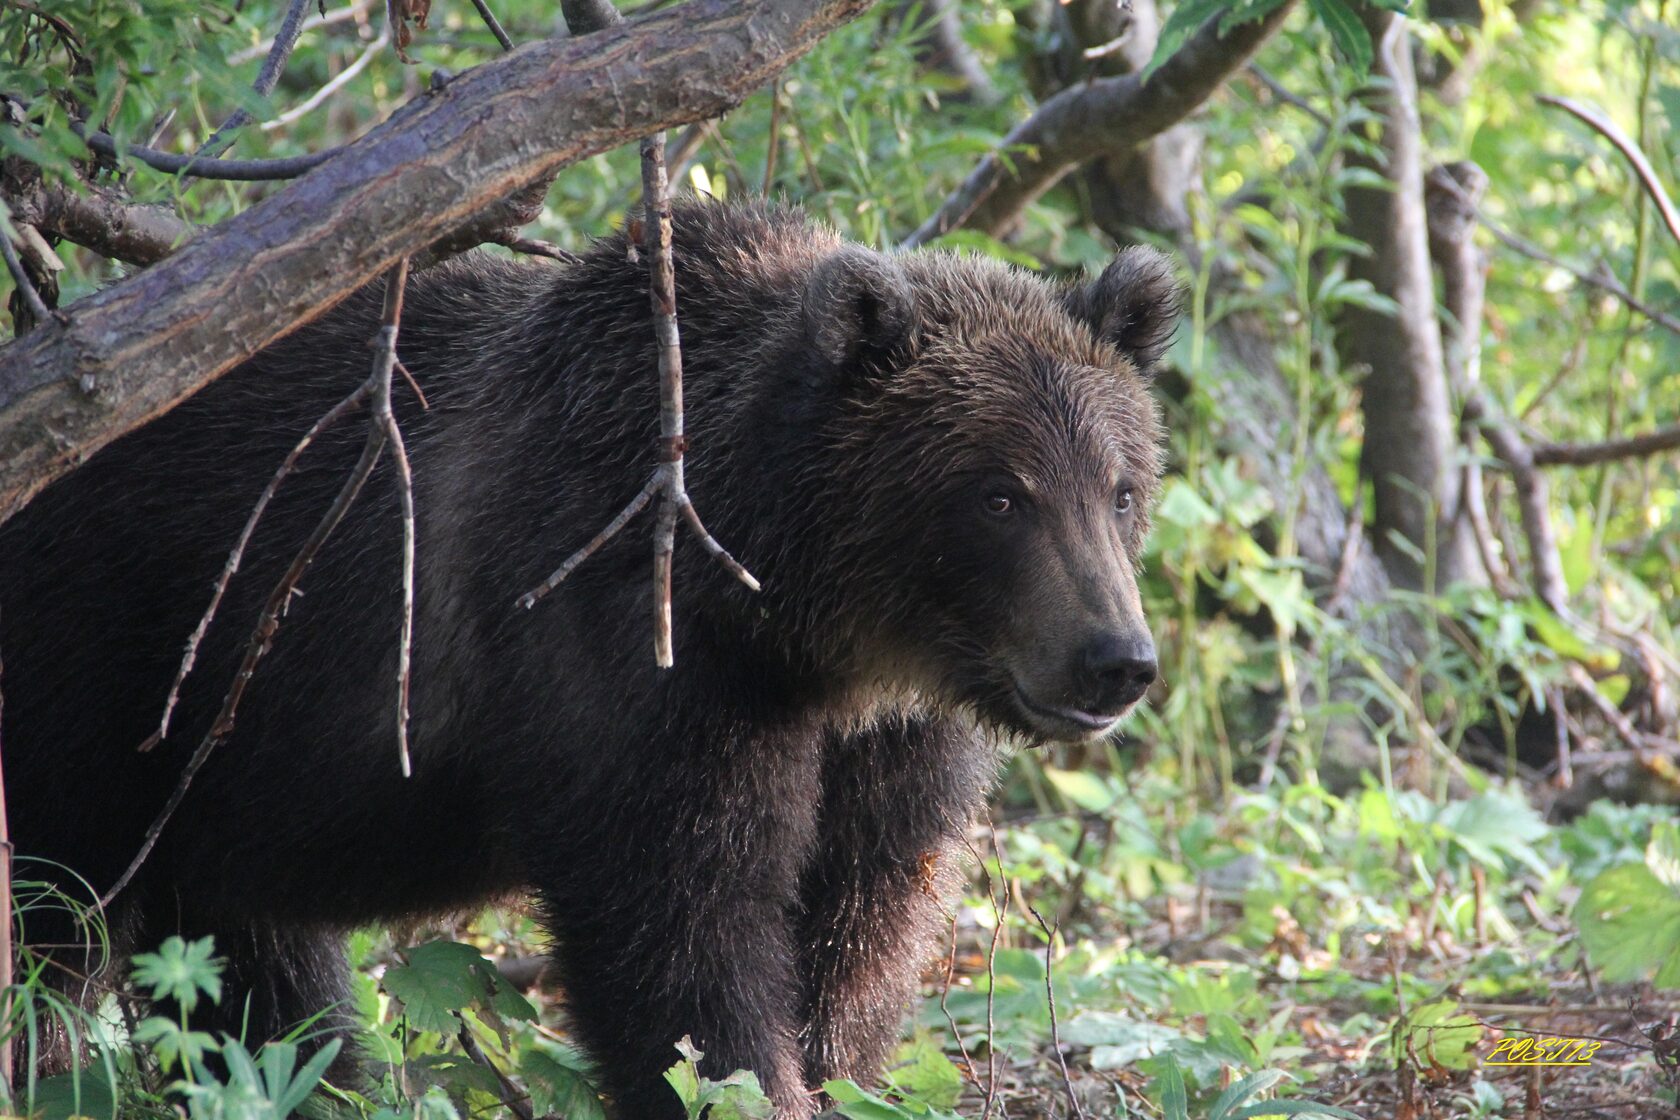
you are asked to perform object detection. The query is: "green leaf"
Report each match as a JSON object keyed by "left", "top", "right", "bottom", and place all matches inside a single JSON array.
[
  {"left": 1393, "top": 1000, "right": 1482, "bottom": 1071},
  {"left": 1207, "top": 1068, "right": 1285, "bottom": 1120},
  {"left": 522, "top": 1035, "right": 608, "bottom": 1120},
  {"left": 382, "top": 941, "right": 536, "bottom": 1035},
  {"left": 1157, "top": 1054, "right": 1190, "bottom": 1120},
  {"left": 1575, "top": 861, "right": 1680, "bottom": 988},
  {"left": 1143, "top": 0, "right": 1229, "bottom": 81},
  {"left": 130, "top": 935, "right": 222, "bottom": 1014},
  {"left": 1649, "top": 820, "right": 1680, "bottom": 891},
  {"left": 1044, "top": 767, "right": 1117, "bottom": 813},
  {"left": 884, "top": 1035, "right": 963, "bottom": 1109},
  {"left": 1307, "top": 0, "right": 1373, "bottom": 77}
]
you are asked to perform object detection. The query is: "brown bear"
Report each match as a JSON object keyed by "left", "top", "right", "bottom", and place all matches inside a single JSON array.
[{"left": 0, "top": 200, "right": 1175, "bottom": 1118}]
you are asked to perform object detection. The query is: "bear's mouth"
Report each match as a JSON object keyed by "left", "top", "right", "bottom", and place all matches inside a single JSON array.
[{"left": 1010, "top": 683, "right": 1125, "bottom": 741}]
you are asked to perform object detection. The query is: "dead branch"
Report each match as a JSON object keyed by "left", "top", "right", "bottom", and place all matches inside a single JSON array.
[
  {"left": 73, "top": 123, "right": 340, "bottom": 181},
  {"left": 1540, "top": 93, "right": 1680, "bottom": 249},
  {"left": 904, "top": 1, "right": 1295, "bottom": 246},
  {"left": 260, "top": 27, "right": 392, "bottom": 134},
  {"left": 0, "top": 165, "right": 192, "bottom": 267},
  {"left": 0, "top": 615, "right": 12, "bottom": 1098},
  {"left": 469, "top": 0, "right": 516, "bottom": 51},
  {"left": 143, "top": 385, "right": 373, "bottom": 751},
  {"left": 1477, "top": 213, "right": 1680, "bottom": 337},
  {"left": 457, "top": 1025, "right": 535, "bottom": 1120},
  {"left": 101, "top": 408, "right": 389, "bottom": 908},
  {"left": 1027, "top": 903, "right": 1085, "bottom": 1120},
  {"left": 0, "top": 0, "right": 874, "bottom": 526},
  {"left": 197, "top": 0, "right": 316, "bottom": 157},
  {"left": 1531, "top": 425, "right": 1680, "bottom": 467},
  {"left": 0, "top": 227, "right": 50, "bottom": 330},
  {"left": 1464, "top": 393, "right": 1569, "bottom": 614},
  {"left": 369, "top": 261, "right": 416, "bottom": 777},
  {"left": 110, "top": 258, "right": 417, "bottom": 904},
  {"left": 521, "top": 0, "right": 757, "bottom": 663}
]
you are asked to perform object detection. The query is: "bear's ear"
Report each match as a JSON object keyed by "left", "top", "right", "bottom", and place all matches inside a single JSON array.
[
  {"left": 1062, "top": 246, "right": 1184, "bottom": 375},
  {"left": 803, "top": 246, "right": 916, "bottom": 371}
]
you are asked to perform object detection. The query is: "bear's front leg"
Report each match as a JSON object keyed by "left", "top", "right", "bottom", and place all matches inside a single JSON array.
[
  {"left": 797, "top": 713, "right": 995, "bottom": 1090},
  {"left": 533, "top": 724, "right": 824, "bottom": 1120}
]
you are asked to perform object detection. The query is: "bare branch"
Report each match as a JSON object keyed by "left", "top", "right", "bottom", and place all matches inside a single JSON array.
[
  {"left": 1027, "top": 903, "right": 1085, "bottom": 1120},
  {"left": 1541, "top": 93, "right": 1680, "bottom": 249},
  {"left": 1, "top": 227, "right": 51, "bottom": 330},
  {"left": 469, "top": 0, "right": 516, "bottom": 50},
  {"left": 1474, "top": 209, "right": 1680, "bottom": 337},
  {"left": 197, "top": 0, "right": 316, "bottom": 157},
  {"left": 1531, "top": 424, "right": 1680, "bottom": 467},
  {"left": 0, "top": 614, "right": 12, "bottom": 1096},
  {"left": 0, "top": 0, "right": 874, "bottom": 524},
  {"left": 518, "top": 475, "right": 661, "bottom": 609},
  {"left": 142, "top": 383, "right": 372, "bottom": 751},
  {"left": 74, "top": 123, "right": 339, "bottom": 181},
  {"left": 261, "top": 28, "right": 392, "bottom": 133},
  {"left": 102, "top": 407, "right": 390, "bottom": 908},
  {"left": 369, "top": 260, "right": 416, "bottom": 777},
  {"left": 5, "top": 173, "right": 192, "bottom": 266},
  {"left": 904, "top": 1, "right": 1296, "bottom": 246},
  {"left": 1465, "top": 393, "right": 1568, "bottom": 614}
]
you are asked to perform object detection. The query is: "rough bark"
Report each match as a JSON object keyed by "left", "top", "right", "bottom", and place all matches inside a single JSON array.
[
  {"left": 1337, "top": 7, "right": 1475, "bottom": 589},
  {"left": 0, "top": 0, "right": 872, "bottom": 525}
]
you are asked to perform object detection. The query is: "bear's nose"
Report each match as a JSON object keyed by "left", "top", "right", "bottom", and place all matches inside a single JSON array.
[{"left": 1079, "top": 632, "right": 1157, "bottom": 710}]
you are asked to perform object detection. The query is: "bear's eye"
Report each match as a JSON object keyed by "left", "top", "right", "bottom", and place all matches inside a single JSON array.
[
  {"left": 984, "top": 494, "right": 1013, "bottom": 516},
  {"left": 1113, "top": 488, "right": 1134, "bottom": 515}
]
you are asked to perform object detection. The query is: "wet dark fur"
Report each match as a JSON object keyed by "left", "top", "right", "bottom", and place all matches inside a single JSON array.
[{"left": 1, "top": 202, "right": 1175, "bottom": 1117}]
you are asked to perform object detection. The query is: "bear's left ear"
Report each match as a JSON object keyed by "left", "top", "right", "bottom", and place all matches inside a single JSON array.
[
  {"left": 1061, "top": 246, "right": 1184, "bottom": 375},
  {"left": 803, "top": 246, "right": 916, "bottom": 371}
]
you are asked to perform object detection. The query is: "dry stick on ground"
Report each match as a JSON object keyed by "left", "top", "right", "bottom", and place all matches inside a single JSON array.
[
  {"left": 104, "top": 260, "right": 414, "bottom": 906},
  {"left": 1026, "top": 904, "right": 1085, "bottom": 1120},
  {"left": 1540, "top": 94, "right": 1680, "bottom": 249},
  {"left": 196, "top": 0, "right": 315, "bottom": 157},
  {"left": 520, "top": 0, "right": 758, "bottom": 665}
]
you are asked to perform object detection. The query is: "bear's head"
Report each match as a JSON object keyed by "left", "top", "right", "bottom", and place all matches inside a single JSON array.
[{"left": 800, "top": 244, "right": 1179, "bottom": 744}]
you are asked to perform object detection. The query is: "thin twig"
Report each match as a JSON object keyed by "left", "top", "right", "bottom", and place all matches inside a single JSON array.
[
  {"left": 109, "top": 260, "right": 414, "bottom": 901},
  {"left": 261, "top": 29, "right": 390, "bottom": 133},
  {"left": 143, "top": 384, "right": 373, "bottom": 750},
  {"left": 1247, "top": 62, "right": 1330, "bottom": 127},
  {"left": 517, "top": 475, "right": 660, "bottom": 609},
  {"left": 101, "top": 418, "right": 389, "bottom": 909},
  {"left": 490, "top": 235, "right": 576, "bottom": 264},
  {"left": 1027, "top": 903, "right": 1085, "bottom": 1120},
  {"left": 1, "top": 228, "right": 50, "bottom": 328},
  {"left": 76, "top": 123, "right": 338, "bottom": 180},
  {"left": 940, "top": 912, "right": 984, "bottom": 1097},
  {"left": 0, "top": 611, "right": 12, "bottom": 1101},
  {"left": 1532, "top": 424, "right": 1680, "bottom": 467},
  {"left": 515, "top": 91, "right": 757, "bottom": 658},
  {"left": 197, "top": 0, "right": 314, "bottom": 157},
  {"left": 369, "top": 260, "right": 416, "bottom": 777},
  {"left": 230, "top": 1, "right": 371, "bottom": 64},
  {"left": 762, "top": 78, "right": 783, "bottom": 196},
  {"left": 1540, "top": 93, "right": 1680, "bottom": 248},
  {"left": 457, "top": 1025, "right": 535, "bottom": 1120},
  {"left": 963, "top": 830, "right": 1008, "bottom": 1120},
  {"left": 468, "top": 0, "right": 515, "bottom": 50}
]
